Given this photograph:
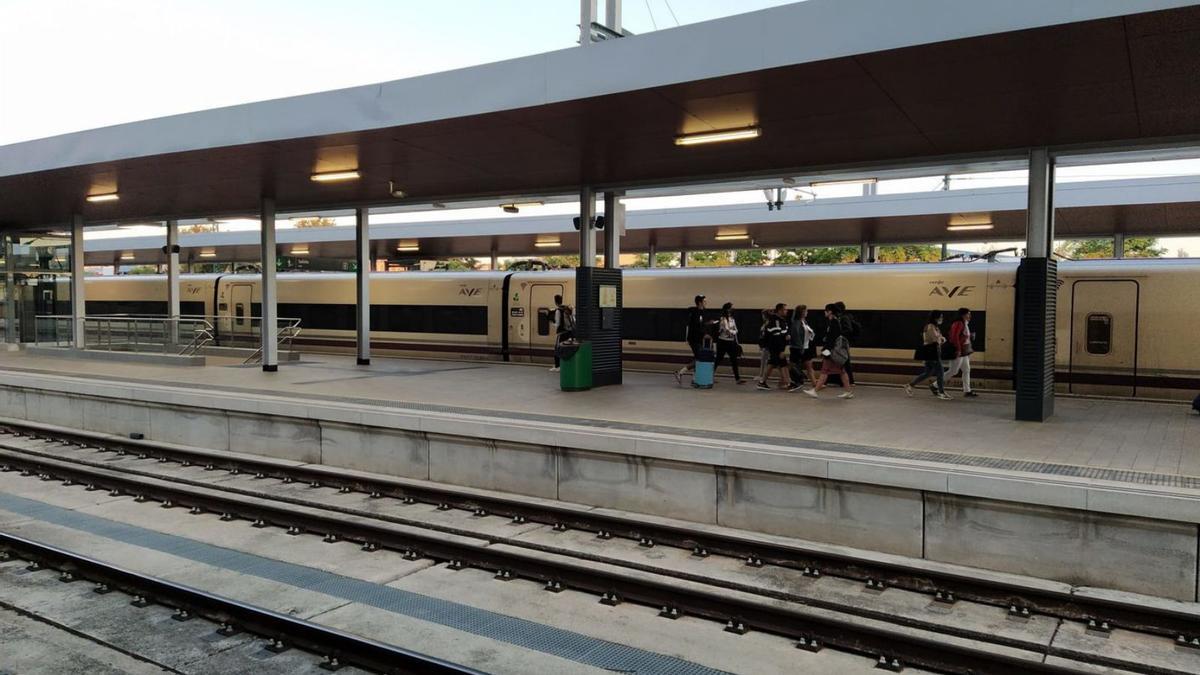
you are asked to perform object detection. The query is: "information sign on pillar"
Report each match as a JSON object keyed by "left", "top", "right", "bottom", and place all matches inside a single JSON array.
[
  {"left": 1015, "top": 147, "right": 1056, "bottom": 422},
  {"left": 165, "top": 220, "right": 180, "bottom": 345},
  {"left": 574, "top": 186, "right": 622, "bottom": 387},
  {"left": 260, "top": 197, "right": 279, "bottom": 372}
]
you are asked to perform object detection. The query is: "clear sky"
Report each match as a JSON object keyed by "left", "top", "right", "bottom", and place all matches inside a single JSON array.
[{"left": 0, "top": 0, "right": 796, "bottom": 145}]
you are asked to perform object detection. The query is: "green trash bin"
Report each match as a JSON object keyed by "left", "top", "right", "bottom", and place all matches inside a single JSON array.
[{"left": 558, "top": 340, "right": 593, "bottom": 391}]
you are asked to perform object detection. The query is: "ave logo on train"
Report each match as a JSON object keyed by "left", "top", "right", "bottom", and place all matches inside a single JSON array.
[{"left": 928, "top": 280, "right": 974, "bottom": 298}]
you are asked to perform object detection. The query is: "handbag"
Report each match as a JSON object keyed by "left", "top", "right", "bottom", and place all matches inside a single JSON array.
[
  {"left": 913, "top": 343, "right": 937, "bottom": 361},
  {"left": 940, "top": 341, "right": 957, "bottom": 361},
  {"left": 829, "top": 336, "right": 850, "bottom": 366}
]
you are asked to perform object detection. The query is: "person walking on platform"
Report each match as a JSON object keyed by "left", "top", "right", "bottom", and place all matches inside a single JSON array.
[
  {"left": 676, "top": 295, "right": 711, "bottom": 384},
  {"left": 549, "top": 295, "right": 573, "bottom": 372},
  {"left": 787, "top": 304, "right": 817, "bottom": 391},
  {"left": 757, "top": 303, "right": 791, "bottom": 390},
  {"left": 754, "top": 308, "right": 772, "bottom": 385},
  {"left": 906, "top": 310, "right": 952, "bottom": 400},
  {"left": 834, "top": 301, "right": 860, "bottom": 389},
  {"left": 714, "top": 302, "right": 746, "bottom": 384},
  {"left": 800, "top": 303, "right": 854, "bottom": 399},
  {"left": 943, "top": 307, "right": 977, "bottom": 397}
]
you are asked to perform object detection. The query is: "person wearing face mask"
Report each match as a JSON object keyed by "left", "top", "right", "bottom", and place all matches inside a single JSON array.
[
  {"left": 905, "top": 310, "right": 952, "bottom": 400},
  {"left": 798, "top": 303, "right": 854, "bottom": 399}
]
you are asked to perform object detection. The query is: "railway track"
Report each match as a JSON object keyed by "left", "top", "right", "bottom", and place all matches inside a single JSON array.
[
  {"left": 0, "top": 530, "right": 477, "bottom": 674},
  {"left": 0, "top": 421, "right": 1196, "bottom": 674}
]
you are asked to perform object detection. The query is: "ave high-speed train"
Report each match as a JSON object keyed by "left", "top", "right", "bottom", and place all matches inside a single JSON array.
[{"left": 72, "top": 260, "right": 1200, "bottom": 400}]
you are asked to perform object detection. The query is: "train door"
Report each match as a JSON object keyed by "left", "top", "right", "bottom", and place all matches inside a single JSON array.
[
  {"left": 528, "top": 284, "right": 563, "bottom": 360},
  {"left": 226, "top": 283, "right": 255, "bottom": 347},
  {"left": 1069, "top": 280, "right": 1138, "bottom": 396}
]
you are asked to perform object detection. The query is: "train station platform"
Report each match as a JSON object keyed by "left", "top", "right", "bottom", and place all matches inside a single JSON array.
[{"left": 0, "top": 350, "right": 1197, "bottom": 602}]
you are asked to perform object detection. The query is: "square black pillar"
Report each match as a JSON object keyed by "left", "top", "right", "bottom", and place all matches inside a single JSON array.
[
  {"left": 574, "top": 266, "right": 622, "bottom": 387},
  {"left": 1014, "top": 257, "right": 1057, "bottom": 421}
]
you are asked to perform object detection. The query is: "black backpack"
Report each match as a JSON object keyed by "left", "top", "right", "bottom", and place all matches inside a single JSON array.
[{"left": 839, "top": 313, "right": 862, "bottom": 341}]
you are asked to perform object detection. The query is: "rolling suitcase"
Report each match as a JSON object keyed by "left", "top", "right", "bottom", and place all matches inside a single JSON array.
[{"left": 692, "top": 337, "right": 715, "bottom": 389}]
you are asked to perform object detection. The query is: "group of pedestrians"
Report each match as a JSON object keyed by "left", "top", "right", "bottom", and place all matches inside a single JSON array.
[
  {"left": 675, "top": 296, "right": 859, "bottom": 399},
  {"left": 674, "top": 295, "right": 977, "bottom": 400},
  {"left": 905, "top": 307, "right": 976, "bottom": 399}
]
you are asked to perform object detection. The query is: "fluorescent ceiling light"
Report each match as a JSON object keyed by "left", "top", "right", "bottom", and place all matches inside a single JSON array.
[
  {"left": 714, "top": 233, "right": 749, "bottom": 241},
  {"left": 120, "top": 252, "right": 135, "bottom": 260},
  {"left": 809, "top": 177, "right": 878, "bottom": 187},
  {"left": 947, "top": 224, "right": 995, "bottom": 232},
  {"left": 948, "top": 212, "right": 993, "bottom": 227},
  {"left": 199, "top": 249, "right": 217, "bottom": 258},
  {"left": 48, "top": 231, "right": 70, "bottom": 237},
  {"left": 290, "top": 246, "right": 309, "bottom": 256},
  {"left": 675, "top": 128, "right": 761, "bottom": 146},
  {"left": 396, "top": 241, "right": 419, "bottom": 252},
  {"left": 311, "top": 170, "right": 360, "bottom": 183},
  {"left": 86, "top": 193, "right": 119, "bottom": 202},
  {"left": 534, "top": 240, "right": 561, "bottom": 248}
]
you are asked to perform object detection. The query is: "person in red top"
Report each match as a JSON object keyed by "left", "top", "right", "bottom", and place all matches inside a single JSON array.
[{"left": 943, "top": 307, "right": 978, "bottom": 397}]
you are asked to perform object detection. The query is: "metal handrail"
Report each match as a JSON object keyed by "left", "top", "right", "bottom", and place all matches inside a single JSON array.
[
  {"left": 32, "top": 314, "right": 300, "bottom": 359},
  {"left": 242, "top": 318, "right": 302, "bottom": 365}
]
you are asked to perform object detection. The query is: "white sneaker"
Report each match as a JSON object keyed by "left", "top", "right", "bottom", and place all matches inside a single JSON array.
[
  {"left": 903, "top": 384, "right": 914, "bottom": 397},
  {"left": 549, "top": 367, "right": 560, "bottom": 372},
  {"left": 837, "top": 392, "right": 855, "bottom": 399},
  {"left": 801, "top": 389, "right": 818, "bottom": 399},
  {"left": 936, "top": 392, "right": 953, "bottom": 400}
]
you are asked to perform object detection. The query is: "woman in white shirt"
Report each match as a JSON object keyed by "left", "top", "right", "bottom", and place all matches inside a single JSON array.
[
  {"left": 788, "top": 304, "right": 818, "bottom": 389},
  {"left": 714, "top": 302, "right": 746, "bottom": 384}
]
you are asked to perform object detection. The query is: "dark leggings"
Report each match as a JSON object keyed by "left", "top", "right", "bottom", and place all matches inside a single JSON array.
[
  {"left": 714, "top": 339, "right": 741, "bottom": 380},
  {"left": 909, "top": 359, "right": 945, "bottom": 393},
  {"left": 843, "top": 358, "right": 855, "bottom": 385}
]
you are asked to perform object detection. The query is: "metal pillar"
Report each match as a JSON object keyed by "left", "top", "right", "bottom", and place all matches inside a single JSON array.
[
  {"left": 579, "top": 187, "right": 596, "bottom": 265},
  {"left": 647, "top": 242, "right": 656, "bottom": 268},
  {"left": 355, "top": 207, "right": 371, "bottom": 365},
  {"left": 579, "top": 0, "right": 597, "bottom": 46},
  {"left": 489, "top": 245, "right": 499, "bottom": 271},
  {"left": 603, "top": 190, "right": 623, "bottom": 269},
  {"left": 867, "top": 244, "right": 877, "bottom": 263},
  {"left": 4, "top": 235, "right": 15, "bottom": 343},
  {"left": 1113, "top": 232, "right": 1125, "bottom": 259},
  {"left": 1015, "top": 147, "right": 1056, "bottom": 422},
  {"left": 70, "top": 214, "right": 86, "bottom": 349},
  {"left": 859, "top": 242, "right": 870, "bottom": 263},
  {"left": 941, "top": 242, "right": 949, "bottom": 260},
  {"left": 679, "top": 251, "right": 688, "bottom": 267},
  {"left": 166, "top": 220, "right": 180, "bottom": 345},
  {"left": 259, "top": 198, "right": 278, "bottom": 372}
]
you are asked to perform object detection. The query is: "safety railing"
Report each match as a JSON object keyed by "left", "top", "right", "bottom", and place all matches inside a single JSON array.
[
  {"left": 33, "top": 314, "right": 301, "bottom": 359},
  {"left": 242, "top": 317, "right": 302, "bottom": 365}
]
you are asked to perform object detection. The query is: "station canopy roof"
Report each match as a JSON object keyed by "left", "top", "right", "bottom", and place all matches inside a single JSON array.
[{"left": 2, "top": 0, "right": 1200, "bottom": 231}]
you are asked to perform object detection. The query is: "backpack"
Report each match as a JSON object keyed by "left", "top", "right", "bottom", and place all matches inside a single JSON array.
[
  {"left": 829, "top": 335, "right": 851, "bottom": 366},
  {"left": 839, "top": 313, "right": 861, "bottom": 341}
]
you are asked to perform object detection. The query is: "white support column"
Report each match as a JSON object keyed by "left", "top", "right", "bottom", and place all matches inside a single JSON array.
[
  {"left": 70, "top": 214, "right": 85, "bottom": 349},
  {"left": 579, "top": 0, "right": 597, "bottom": 46},
  {"left": 605, "top": 0, "right": 622, "bottom": 33},
  {"left": 579, "top": 186, "right": 596, "bottom": 266},
  {"left": 166, "top": 220, "right": 180, "bottom": 345},
  {"left": 1026, "top": 147, "right": 1055, "bottom": 258},
  {"left": 1113, "top": 232, "right": 1125, "bottom": 259},
  {"left": 4, "top": 235, "right": 15, "bottom": 343},
  {"left": 260, "top": 198, "right": 278, "bottom": 372},
  {"left": 355, "top": 207, "right": 371, "bottom": 366},
  {"left": 603, "top": 190, "right": 623, "bottom": 269}
]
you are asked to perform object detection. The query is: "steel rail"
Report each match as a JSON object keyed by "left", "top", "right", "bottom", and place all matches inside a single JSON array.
[
  {"left": 1, "top": 422, "right": 1193, "bottom": 643},
  {"left": 0, "top": 445, "right": 1130, "bottom": 675},
  {"left": 0, "top": 530, "right": 481, "bottom": 675}
]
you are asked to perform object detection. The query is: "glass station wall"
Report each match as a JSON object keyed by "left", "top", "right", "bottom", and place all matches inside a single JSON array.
[{"left": 1, "top": 233, "right": 73, "bottom": 344}]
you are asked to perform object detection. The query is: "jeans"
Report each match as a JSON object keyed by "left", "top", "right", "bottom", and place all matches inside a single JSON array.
[
  {"left": 909, "top": 359, "right": 945, "bottom": 393},
  {"left": 944, "top": 355, "right": 971, "bottom": 392},
  {"left": 714, "top": 339, "right": 741, "bottom": 380}
]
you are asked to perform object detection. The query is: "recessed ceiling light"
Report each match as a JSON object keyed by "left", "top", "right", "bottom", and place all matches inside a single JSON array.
[
  {"left": 396, "top": 241, "right": 419, "bottom": 252},
  {"left": 947, "top": 224, "right": 995, "bottom": 232},
  {"left": 290, "top": 246, "right": 309, "bottom": 256},
  {"left": 948, "top": 212, "right": 993, "bottom": 227},
  {"left": 534, "top": 240, "right": 561, "bottom": 248},
  {"left": 674, "top": 128, "right": 761, "bottom": 146},
  {"left": 311, "top": 170, "right": 360, "bottom": 183},
  {"left": 86, "top": 193, "right": 119, "bottom": 203},
  {"left": 714, "top": 233, "right": 750, "bottom": 241},
  {"left": 199, "top": 249, "right": 217, "bottom": 258},
  {"left": 120, "top": 252, "right": 135, "bottom": 260}
]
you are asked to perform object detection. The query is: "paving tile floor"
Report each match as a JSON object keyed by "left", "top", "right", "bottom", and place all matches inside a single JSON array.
[{"left": 0, "top": 351, "right": 1196, "bottom": 483}]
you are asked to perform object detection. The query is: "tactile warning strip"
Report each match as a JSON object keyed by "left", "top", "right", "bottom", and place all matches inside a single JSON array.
[
  {"left": 6, "top": 365, "right": 1199, "bottom": 490},
  {"left": 0, "top": 492, "right": 728, "bottom": 675}
]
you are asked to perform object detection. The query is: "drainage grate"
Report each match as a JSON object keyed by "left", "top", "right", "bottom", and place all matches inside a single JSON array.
[{"left": 0, "top": 492, "right": 729, "bottom": 675}]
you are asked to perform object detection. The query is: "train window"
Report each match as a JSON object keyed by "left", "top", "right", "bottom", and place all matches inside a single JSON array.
[
  {"left": 1086, "top": 313, "right": 1112, "bottom": 355},
  {"left": 537, "top": 308, "right": 551, "bottom": 336},
  {"left": 235, "top": 303, "right": 245, "bottom": 327}
]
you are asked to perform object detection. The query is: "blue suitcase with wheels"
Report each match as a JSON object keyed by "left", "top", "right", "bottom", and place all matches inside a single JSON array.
[{"left": 692, "top": 338, "right": 715, "bottom": 389}]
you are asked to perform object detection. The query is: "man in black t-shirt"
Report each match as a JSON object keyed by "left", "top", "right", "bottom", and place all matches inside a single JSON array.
[{"left": 675, "top": 294, "right": 708, "bottom": 384}]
